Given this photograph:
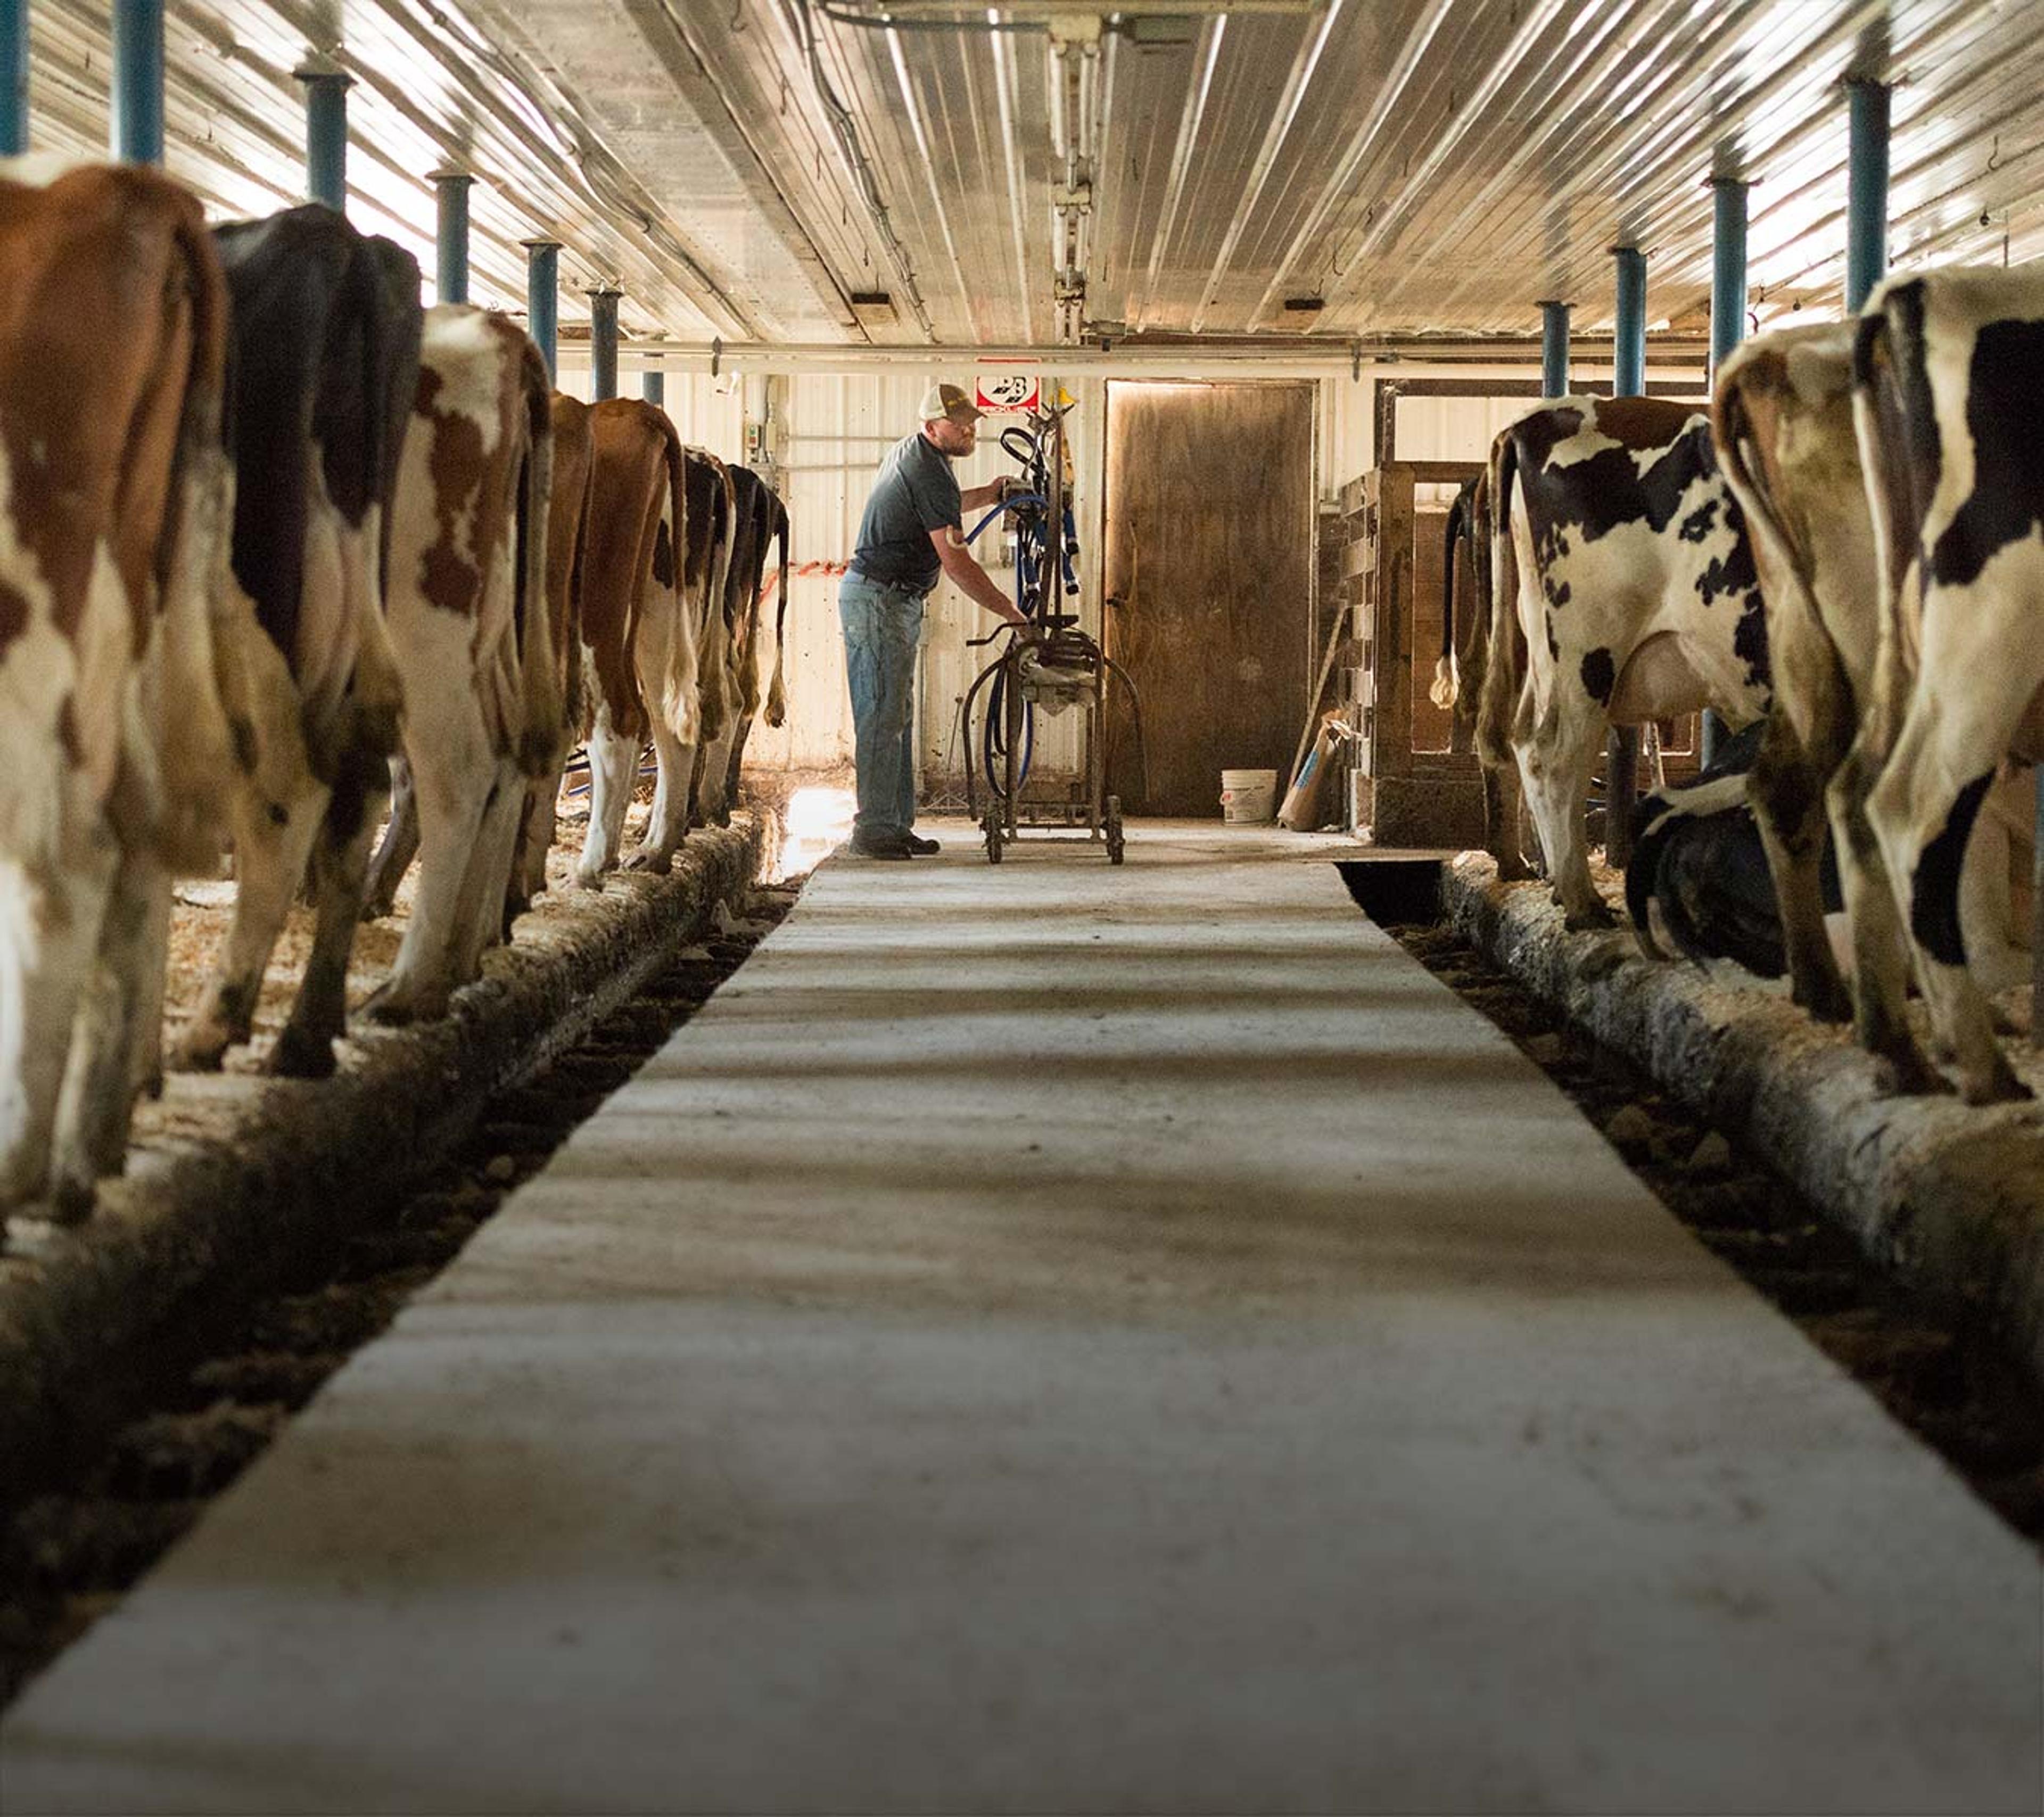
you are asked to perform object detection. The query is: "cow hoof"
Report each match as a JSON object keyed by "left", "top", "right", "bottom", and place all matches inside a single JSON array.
[
  {"left": 1563, "top": 903, "right": 1618, "bottom": 933},
  {"left": 1960, "top": 1060, "right": 2032, "bottom": 1107},
  {"left": 624, "top": 849, "right": 672, "bottom": 875},
  {"left": 47, "top": 1173, "right": 96, "bottom": 1226},
  {"left": 1792, "top": 982, "right": 1855, "bottom": 1026},
  {"left": 1494, "top": 856, "right": 1536, "bottom": 883},
  {"left": 574, "top": 868, "right": 609, "bottom": 893},
  {"left": 1871, "top": 1049, "right": 1955, "bottom": 1098},
  {"left": 267, "top": 1024, "right": 337, "bottom": 1080},
  {"left": 169, "top": 1030, "right": 230, "bottom": 1074}
]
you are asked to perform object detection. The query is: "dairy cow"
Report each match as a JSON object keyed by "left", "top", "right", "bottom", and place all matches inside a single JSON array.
[
  {"left": 576, "top": 399, "right": 696, "bottom": 883},
  {"left": 692, "top": 464, "right": 790, "bottom": 825},
  {"left": 0, "top": 160, "right": 235, "bottom": 1215},
  {"left": 1477, "top": 396, "right": 1771, "bottom": 927},
  {"left": 1431, "top": 468, "right": 1534, "bottom": 879},
  {"left": 366, "top": 306, "right": 556, "bottom": 1024},
  {"left": 175, "top": 207, "right": 421, "bottom": 1081},
  {"left": 505, "top": 393, "right": 596, "bottom": 925},
  {"left": 1853, "top": 265, "right": 2044, "bottom": 1102}
]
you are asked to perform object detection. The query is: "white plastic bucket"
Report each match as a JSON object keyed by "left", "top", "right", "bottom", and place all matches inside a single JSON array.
[{"left": 1219, "top": 768, "right": 1279, "bottom": 824}]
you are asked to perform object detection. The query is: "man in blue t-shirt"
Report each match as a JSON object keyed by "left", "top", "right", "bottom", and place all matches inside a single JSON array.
[{"left": 840, "top": 382, "right": 1032, "bottom": 858}]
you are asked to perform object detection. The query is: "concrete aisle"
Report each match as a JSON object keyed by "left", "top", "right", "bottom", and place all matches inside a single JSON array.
[{"left": 3, "top": 828, "right": 2039, "bottom": 1815}]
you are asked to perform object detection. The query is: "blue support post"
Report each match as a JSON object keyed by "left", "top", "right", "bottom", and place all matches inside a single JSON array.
[
  {"left": 110, "top": 0, "right": 164, "bottom": 165},
  {"left": 434, "top": 171, "right": 473, "bottom": 306},
  {"left": 523, "top": 240, "right": 559, "bottom": 383},
  {"left": 0, "top": 0, "right": 28, "bottom": 157},
  {"left": 588, "top": 287, "right": 620, "bottom": 402},
  {"left": 1539, "top": 300, "right": 1570, "bottom": 398},
  {"left": 1612, "top": 246, "right": 1646, "bottom": 398},
  {"left": 297, "top": 66, "right": 351, "bottom": 212},
  {"left": 1846, "top": 78, "right": 1891, "bottom": 312},
  {"left": 1702, "top": 176, "right": 1750, "bottom": 769},
  {"left": 1608, "top": 245, "right": 1649, "bottom": 863},
  {"left": 641, "top": 358, "right": 665, "bottom": 407}
]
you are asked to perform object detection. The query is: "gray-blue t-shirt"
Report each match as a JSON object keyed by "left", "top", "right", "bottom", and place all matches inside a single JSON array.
[{"left": 850, "top": 430, "right": 960, "bottom": 591}]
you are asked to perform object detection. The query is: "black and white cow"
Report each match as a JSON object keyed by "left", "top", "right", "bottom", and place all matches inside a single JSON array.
[
  {"left": 1715, "top": 319, "right": 2033, "bottom": 1092},
  {"left": 1431, "top": 467, "right": 1534, "bottom": 879},
  {"left": 176, "top": 207, "right": 422, "bottom": 1079},
  {"left": 1476, "top": 395, "right": 1771, "bottom": 927},
  {"left": 1853, "top": 265, "right": 2044, "bottom": 1103}
]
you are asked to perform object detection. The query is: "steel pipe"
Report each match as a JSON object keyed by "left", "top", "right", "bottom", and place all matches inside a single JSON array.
[
  {"left": 1702, "top": 176, "right": 1750, "bottom": 769},
  {"left": 298, "top": 67, "right": 351, "bottom": 212},
  {"left": 434, "top": 171, "right": 473, "bottom": 306},
  {"left": 1612, "top": 247, "right": 1646, "bottom": 398},
  {"left": 110, "top": 0, "right": 164, "bottom": 165},
  {"left": 1539, "top": 300, "right": 1570, "bottom": 397},
  {"left": 641, "top": 359, "right": 665, "bottom": 407},
  {"left": 523, "top": 240, "right": 559, "bottom": 383},
  {"left": 0, "top": 0, "right": 27, "bottom": 157},
  {"left": 588, "top": 287, "right": 621, "bottom": 402},
  {"left": 1846, "top": 79, "right": 1891, "bottom": 312}
]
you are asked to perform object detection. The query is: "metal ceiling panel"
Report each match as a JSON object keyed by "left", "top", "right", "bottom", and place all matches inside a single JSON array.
[{"left": 13, "top": 1, "right": 2044, "bottom": 353}]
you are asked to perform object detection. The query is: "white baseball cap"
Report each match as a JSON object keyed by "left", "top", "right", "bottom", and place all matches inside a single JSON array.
[{"left": 918, "top": 381, "right": 984, "bottom": 427}]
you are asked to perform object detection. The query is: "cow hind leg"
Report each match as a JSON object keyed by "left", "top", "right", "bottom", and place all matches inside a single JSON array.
[
  {"left": 450, "top": 767, "right": 524, "bottom": 980},
  {"left": 370, "top": 742, "right": 494, "bottom": 1026},
  {"left": 1830, "top": 730, "right": 1946, "bottom": 1095},
  {"left": 361, "top": 755, "right": 419, "bottom": 922},
  {"left": 1516, "top": 698, "right": 1611, "bottom": 929},
  {"left": 1869, "top": 619, "right": 2041, "bottom": 1104},
  {"left": 627, "top": 717, "right": 696, "bottom": 874},
  {"left": 1747, "top": 708, "right": 1853, "bottom": 1024},
  {"left": 271, "top": 756, "right": 389, "bottom": 1078},
  {"left": 0, "top": 846, "right": 111, "bottom": 1211},
  {"left": 692, "top": 721, "right": 739, "bottom": 827},
  {"left": 175, "top": 783, "right": 327, "bottom": 1071},
  {"left": 47, "top": 844, "right": 169, "bottom": 1219},
  {"left": 576, "top": 711, "right": 638, "bottom": 887},
  {"left": 505, "top": 774, "right": 560, "bottom": 935}
]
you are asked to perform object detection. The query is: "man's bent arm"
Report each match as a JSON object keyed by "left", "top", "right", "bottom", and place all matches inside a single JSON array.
[{"left": 930, "top": 527, "right": 1029, "bottom": 626}]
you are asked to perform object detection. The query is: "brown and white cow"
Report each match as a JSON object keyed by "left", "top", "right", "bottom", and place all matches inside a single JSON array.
[
  {"left": 1477, "top": 396, "right": 1772, "bottom": 927},
  {"left": 506, "top": 392, "right": 595, "bottom": 924},
  {"left": 576, "top": 398, "right": 695, "bottom": 884},
  {"left": 1853, "top": 265, "right": 2044, "bottom": 1103},
  {"left": 366, "top": 306, "right": 556, "bottom": 1025},
  {"left": 692, "top": 464, "right": 790, "bottom": 826},
  {"left": 174, "top": 208, "right": 422, "bottom": 1082},
  {"left": 0, "top": 160, "right": 235, "bottom": 1215}
]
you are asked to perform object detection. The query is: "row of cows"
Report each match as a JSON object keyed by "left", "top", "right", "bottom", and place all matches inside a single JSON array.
[
  {"left": 1436, "top": 262, "right": 2042, "bottom": 1106},
  {"left": 0, "top": 159, "right": 788, "bottom": 1221}
]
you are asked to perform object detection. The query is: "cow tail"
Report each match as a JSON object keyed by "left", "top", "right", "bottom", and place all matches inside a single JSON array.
[
  {"left": 1474, "top": 428, "right": 1522, "bottom": 774},
  {"left": 658, "top": 415, "right": 700, "bottom": 745},
  {"left": 564, "top": 449, "right": 592, "bottom": 739},
  {"left": 516, "top": 344, "right": 564, "bottom": 777},
  {"left": 154, "top": 194, "right": 240, "bottom": 865},
  {"left": 1850, "top": 300, "right": 1920, "bottom": 759},
  {"left": 1429, "top": 486, "right": 1464, "bottom": 710},
  {"left": 764, "top": 496, "right": 791, "bottom": 728},
  {"left": 697, "top": 465, "right": 735, "bottom": 746}
]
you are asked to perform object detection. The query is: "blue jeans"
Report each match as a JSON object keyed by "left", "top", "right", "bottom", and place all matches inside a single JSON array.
[{"left": 839, "top": 571, "right": 924, "bottom": 837}]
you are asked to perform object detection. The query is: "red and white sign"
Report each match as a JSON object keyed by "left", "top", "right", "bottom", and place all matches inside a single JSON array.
[{"left": 975, "top": 373, "right": 1040, "bottom": 413}]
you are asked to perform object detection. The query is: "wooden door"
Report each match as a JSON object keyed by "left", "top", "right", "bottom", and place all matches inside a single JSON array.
[{"left": 1103, "top": 382, "right": 1314, "bottom": 816}]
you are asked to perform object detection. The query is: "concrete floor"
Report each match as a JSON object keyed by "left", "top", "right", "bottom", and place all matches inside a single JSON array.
[{"left": 3, "top": 824, "right": 2039, "bottom": 1815}]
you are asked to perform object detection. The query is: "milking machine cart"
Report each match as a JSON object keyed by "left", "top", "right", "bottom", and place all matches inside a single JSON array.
[{"left": 957, "top": 398, "right": 1145, "bottom": 865}]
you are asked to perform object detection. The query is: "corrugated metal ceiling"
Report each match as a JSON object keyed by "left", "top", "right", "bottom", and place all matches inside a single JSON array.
[{"left": 20, "top": 1, "right": 2043, "bottom": 352}]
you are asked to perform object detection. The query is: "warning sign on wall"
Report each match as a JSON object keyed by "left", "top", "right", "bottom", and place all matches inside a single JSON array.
[{"left": 975, "top": 373, "right": 1040, "bottom": 413}]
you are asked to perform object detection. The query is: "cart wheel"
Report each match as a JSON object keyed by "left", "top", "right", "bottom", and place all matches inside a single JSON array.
[
  {"left": 984, "top": 810, "right": 1004, "bottom": 864},
  {"left": 1105, "top": 795, "right": 1125, "bottom": 865}
]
